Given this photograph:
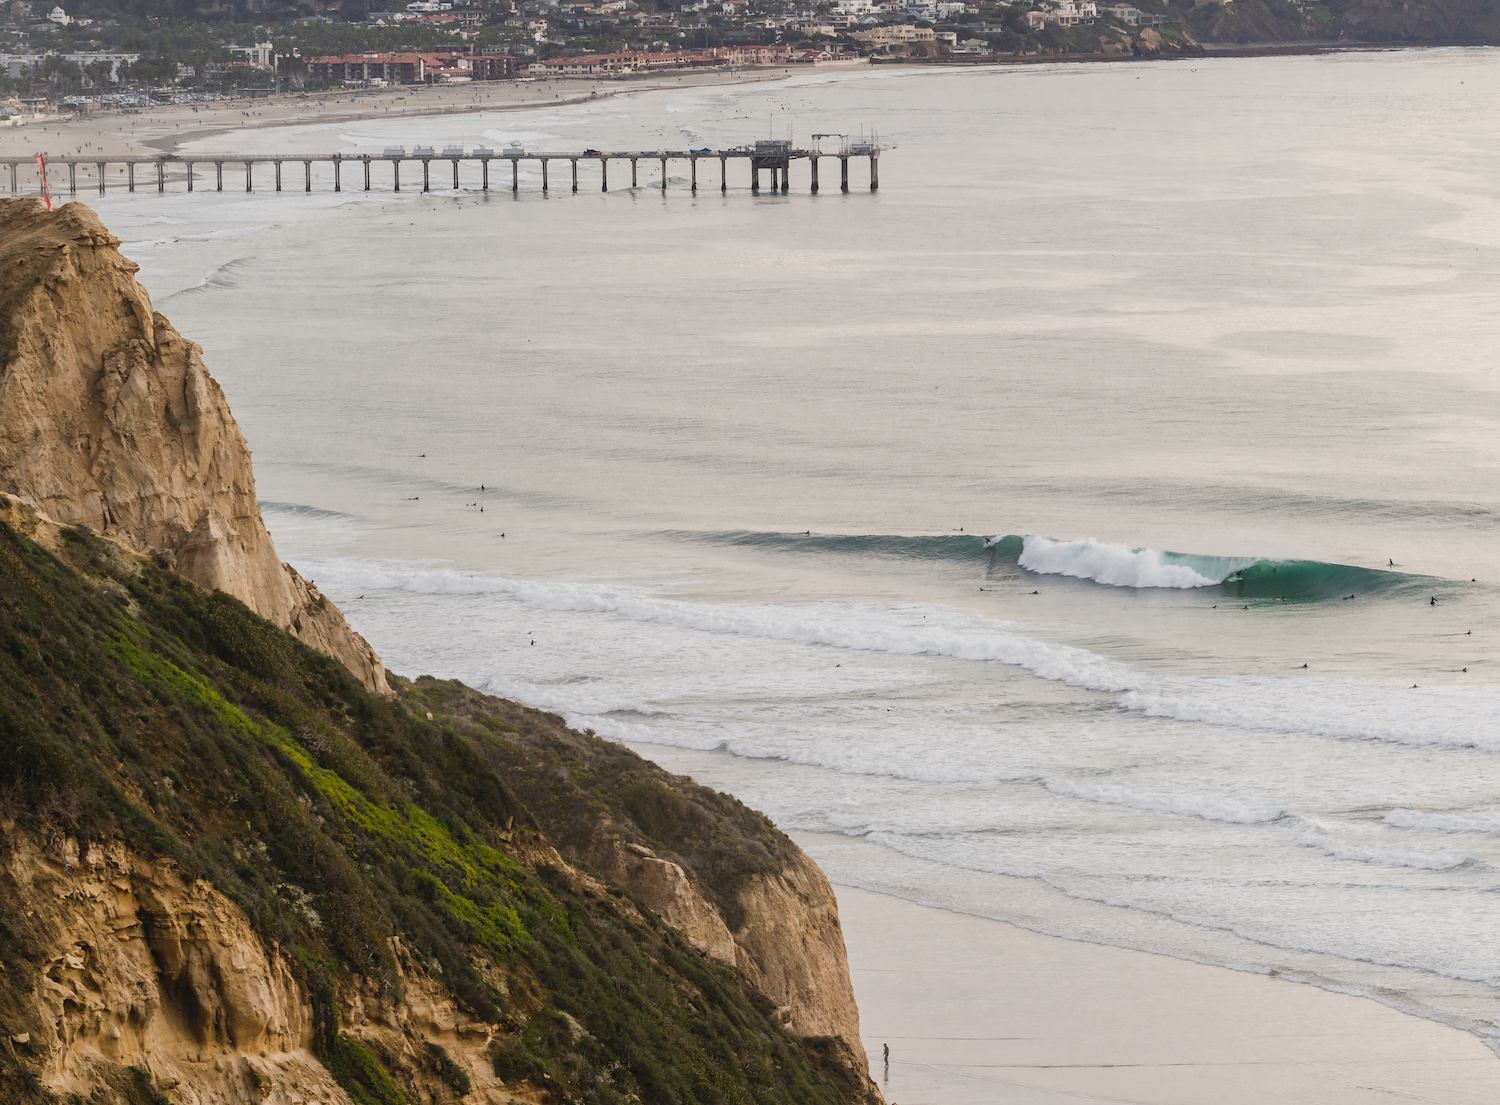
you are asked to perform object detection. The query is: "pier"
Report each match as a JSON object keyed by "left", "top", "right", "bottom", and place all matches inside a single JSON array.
[{"left": 1, "top": 138, "right": 881, "bottom": 199}]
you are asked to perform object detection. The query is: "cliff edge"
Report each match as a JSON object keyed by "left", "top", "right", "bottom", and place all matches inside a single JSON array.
[
  {"left": 0, "top": 197, "right": 388, "bottom": 695},
  {"left": 0, "top": 200, "right": 882, "bottom": 1105}
]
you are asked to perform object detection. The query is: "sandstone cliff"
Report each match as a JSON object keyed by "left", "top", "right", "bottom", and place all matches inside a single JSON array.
[
  {"left": 0, "top": 197, "right": 388, "bottom": 695},
  {"left": 399, "top": 679, "right": 878, "bottom": 1083},
  {"left": 3, "top": 827, "right": 635, "bottom": 1105},
  {"left": 0, "top": 202, "right": 881, "bottom": 1105}
]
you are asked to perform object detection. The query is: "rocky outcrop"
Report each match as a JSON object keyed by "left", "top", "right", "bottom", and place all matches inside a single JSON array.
[
  {"left": 731, "top": 852, "right": 867, "bottom": 1045},
  {"left": 593, "top": 838, "right": 868, "bottom": 1058},
  {"left": 408, "top": 678, "right": 881, "bottom": 1095},
  {"left": 5, "top": 829, "right": 532, "bottom": 1104},
  {"left": 0, "top": 198, "right": 388, "bottom": 695}
]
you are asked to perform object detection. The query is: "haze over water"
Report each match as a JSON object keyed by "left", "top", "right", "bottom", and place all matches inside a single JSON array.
[{"left": 103, "top": 49, "right": 1500, "bottom": 1052}]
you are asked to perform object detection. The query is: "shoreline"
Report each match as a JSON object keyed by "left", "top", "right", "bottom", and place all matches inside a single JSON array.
[
  {"left": 837, "top": 885, "right": 1500, "bottom": 1104},
  {"left": 2, "top": 41, "right": 1484, "bottom": 163},
  {"left": 0, "top": 65, "right": 834, "bottom": 162}
]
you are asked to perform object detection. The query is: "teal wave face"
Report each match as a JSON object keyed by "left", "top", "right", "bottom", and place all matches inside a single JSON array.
[
  {"left": 676, "top": 529, "right": 998, "bottom": 564},
  {"left": 670, "top": 529, "right": 1444, "bottom": 602}
]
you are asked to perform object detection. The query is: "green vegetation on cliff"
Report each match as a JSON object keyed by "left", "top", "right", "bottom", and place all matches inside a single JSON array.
[{"left": 0, "top": 522, "right": 868, "bottom": 1105}]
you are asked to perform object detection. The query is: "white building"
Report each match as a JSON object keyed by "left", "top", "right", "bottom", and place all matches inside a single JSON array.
[
  {"left": 0, "top": 52, "right": 140, "bottom": 81},
  {"left": 47, "top": 5, "right": 69, "bottom": 24}
]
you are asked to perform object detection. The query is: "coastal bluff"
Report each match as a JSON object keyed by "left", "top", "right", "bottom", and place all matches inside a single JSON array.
[
  {"left": 0, "top": 199, "right": 881, "bottom": 1105},
  {"left": 0, "top": 197, "right": 387, "bottom": 696}
]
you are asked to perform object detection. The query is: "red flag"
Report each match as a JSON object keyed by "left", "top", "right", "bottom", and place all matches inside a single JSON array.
[{"left": 37, "top": 155, "right": 52, "bottom": 211}]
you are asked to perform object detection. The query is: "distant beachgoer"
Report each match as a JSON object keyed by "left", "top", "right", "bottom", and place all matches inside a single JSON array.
[
  {"left": 1431, "top": 596, "right": 1437, "bottom": 605},
  {"left": 883, "top": 1044, "right": 889, "bottom": 1064},
  {"left": 1389, "top": 559, "right": 1394, "bottom": 566}
]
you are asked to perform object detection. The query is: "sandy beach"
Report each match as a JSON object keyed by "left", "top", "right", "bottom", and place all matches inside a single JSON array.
[
  {"left": 840, "top": 887, "right": 1500, "bottom": 1105},
  {"left": 0, "top": 66, "right": 828, "bottom": 164}
]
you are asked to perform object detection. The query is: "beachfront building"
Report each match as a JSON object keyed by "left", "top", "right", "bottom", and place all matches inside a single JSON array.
[
  {"left": 851, "top": 24, "right": 937, "bottom": 46},
  {"left": 0, "top": 51, "right": 139, "bottom": 81},
  {"left": 1026, "top": 0, "right": 1098, "bottom": 26},
  {"left": 308, "top": 51, "right": 475, "bottom": 84}
]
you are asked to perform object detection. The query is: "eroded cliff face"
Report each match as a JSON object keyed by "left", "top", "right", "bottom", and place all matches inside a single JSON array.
[
  {"left": 0, "top": 200, "right": 881, "bottom": 1105},
  {"left": 0, "top": 198, "right": 388, "bottom": 695},
  {"left": 403, "top": 679, "right": 880, "bottom": 1092},
  {"left": 5, "top": 827, "right": 565, "bottom": 1105},
  {"left": 591, "top": 837, "right": 870, "bottom": 1064}
]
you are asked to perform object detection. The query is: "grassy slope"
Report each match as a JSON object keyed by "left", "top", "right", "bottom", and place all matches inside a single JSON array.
[{"left": 0, "top": 522, "right": 868, "bottom": 1105}]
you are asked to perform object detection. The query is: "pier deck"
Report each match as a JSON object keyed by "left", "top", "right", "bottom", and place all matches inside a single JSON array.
[{"left": 2, "top": 141, "right": 881, "bottom": 198}]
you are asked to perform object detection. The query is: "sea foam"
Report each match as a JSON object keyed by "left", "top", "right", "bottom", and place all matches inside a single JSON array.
[
  {"left": 303, "top": 558, "right": 1500, "bottom": 753},
  {"left": 1017, "top": 536, "right": 1236, "bottom": 589}
]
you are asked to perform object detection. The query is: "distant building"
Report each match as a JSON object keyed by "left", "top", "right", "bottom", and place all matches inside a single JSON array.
[
  {"left": 46, "top": 4, "right": 67, "bottom": 24},
  {"left": 0, "top": 51, "right": 139, "bottom": 80},
  {"left": 1099, "top": 3, "right": 1165, "bottom": 25},
  {"left": 309, "top": 51, "right": 473, "bottom": 84},
  {"left": 851, "top": 24, "right": 936, "bottom": 44}
]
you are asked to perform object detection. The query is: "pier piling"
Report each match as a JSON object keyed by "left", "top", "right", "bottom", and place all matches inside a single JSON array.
[{"left": 2, "top": 144, "right": 885, "bottom": 206}]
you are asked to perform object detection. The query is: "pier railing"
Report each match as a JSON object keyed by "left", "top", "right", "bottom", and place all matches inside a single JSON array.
[{"left": 1, "top": 144, "right": 881, "bottom": 198}]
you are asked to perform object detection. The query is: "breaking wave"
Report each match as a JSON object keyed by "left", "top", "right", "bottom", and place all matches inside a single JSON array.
[{"left": 674, "top": 529, "right": 1436, "bottom": 600}]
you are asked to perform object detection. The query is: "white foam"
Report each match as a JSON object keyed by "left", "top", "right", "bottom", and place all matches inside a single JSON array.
[
  {"left": 305, "top": 557, "right": 1500, "bottom": 753},
  {"left": 1042, "top": 778, "right": 1286, "bottom": 824},
  {"left": 1384, "top": 808, "right": 1500, "bottom": 834},
  {"left": 1018, "top": 536, "right": 1228, "bottom": 589},
  {"left": 1296, "top": 831, "right": 1468, "bottom": 871}
]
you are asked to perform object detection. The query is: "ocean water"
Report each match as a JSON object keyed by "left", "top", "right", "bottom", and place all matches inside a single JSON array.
[{"left": 90, "top": 49, "right": 1500, "bottom": 1052}]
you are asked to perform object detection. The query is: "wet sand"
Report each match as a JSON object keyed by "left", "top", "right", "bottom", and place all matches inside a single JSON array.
[{"left": 838, "top": 886, "right": 1500, "bottom": 1104}]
